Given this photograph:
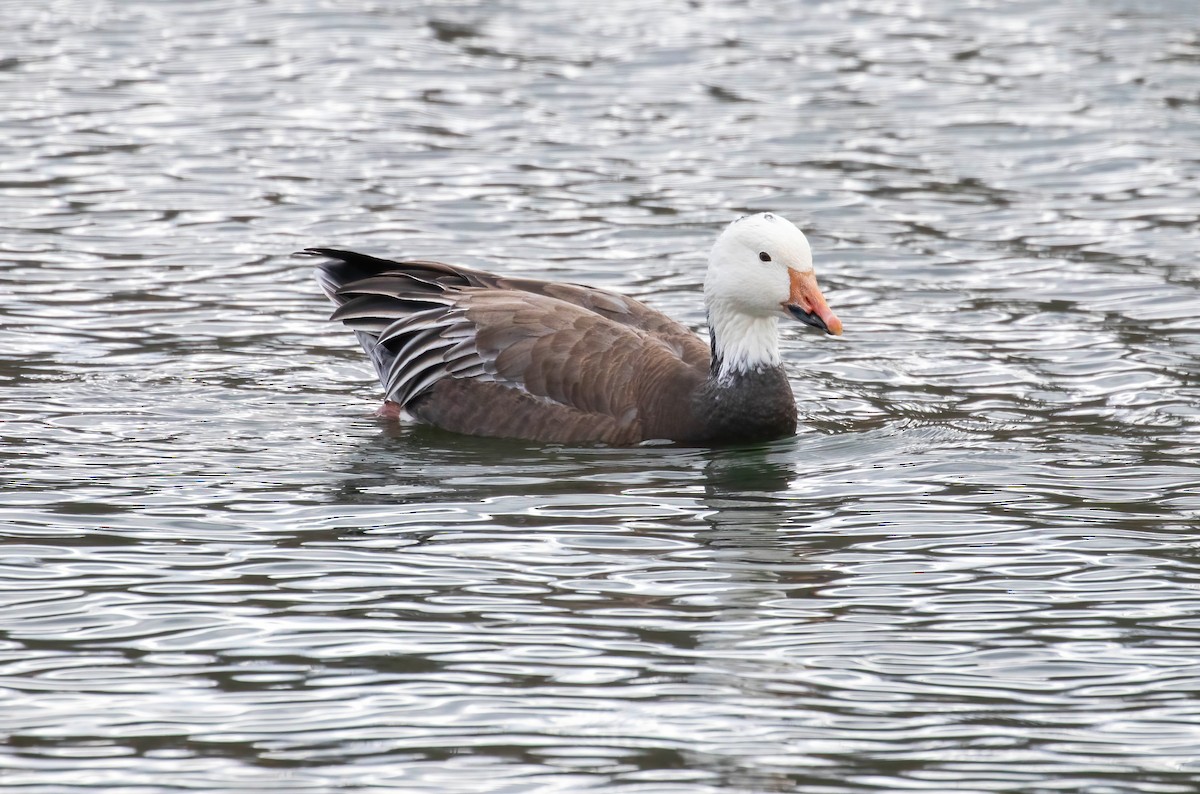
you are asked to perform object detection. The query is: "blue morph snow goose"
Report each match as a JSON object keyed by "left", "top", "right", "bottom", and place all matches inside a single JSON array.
[{"left": 309, "top": 212, "right": 841, "bottom": 445}]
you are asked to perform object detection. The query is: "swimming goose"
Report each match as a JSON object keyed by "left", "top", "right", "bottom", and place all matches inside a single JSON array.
[{"left": 309, "top": 212, "right": 841, "bottom": 445}]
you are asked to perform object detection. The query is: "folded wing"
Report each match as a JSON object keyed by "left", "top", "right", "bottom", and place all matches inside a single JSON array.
[{"left": 309, "top": 249, "right": 710, "bottom": 443}]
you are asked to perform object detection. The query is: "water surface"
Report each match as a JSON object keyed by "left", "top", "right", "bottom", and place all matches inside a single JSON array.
[{"left": 2, "top": 0, "right": 1200, "bottom": 792}]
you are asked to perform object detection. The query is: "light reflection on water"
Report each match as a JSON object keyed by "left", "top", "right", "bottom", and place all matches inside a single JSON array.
[{"left": 3, "top": 0, "right": 1200, "bottom": 791}]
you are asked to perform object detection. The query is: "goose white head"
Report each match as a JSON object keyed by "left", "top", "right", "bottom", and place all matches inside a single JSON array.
[{"left": 704, "top": 212, "right": 841, "bottom": 377}]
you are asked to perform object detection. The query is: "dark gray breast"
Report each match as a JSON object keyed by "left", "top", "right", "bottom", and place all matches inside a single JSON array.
[{"left": 685, "top": 366, "right": 798, "bottom": 445}]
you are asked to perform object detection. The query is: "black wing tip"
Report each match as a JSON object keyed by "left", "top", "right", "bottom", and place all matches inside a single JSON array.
[
  {"left": 304, "top": 247, "right": 417, "bottom": 293},
  {"left": 296, "top": 247, "right": 353, "bottom": 259}
]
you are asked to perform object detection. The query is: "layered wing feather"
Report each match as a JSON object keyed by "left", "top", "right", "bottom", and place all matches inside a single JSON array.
[{"left": 307, "top": 249, "right": 710, "bottom": 442}]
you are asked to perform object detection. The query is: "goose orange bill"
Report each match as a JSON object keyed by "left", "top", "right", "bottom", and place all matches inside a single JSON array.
[{"left": 784, "top": 269, "right": 842, "bottom": 336}]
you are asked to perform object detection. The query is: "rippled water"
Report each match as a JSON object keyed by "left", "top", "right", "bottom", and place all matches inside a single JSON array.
[{"left": 3, "top": 0, "right": 1200, "bottom": 791}]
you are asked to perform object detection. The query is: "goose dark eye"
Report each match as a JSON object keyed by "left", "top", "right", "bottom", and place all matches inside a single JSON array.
[{"left": 758, "top": 252, "right": 771, "bottom": 262}]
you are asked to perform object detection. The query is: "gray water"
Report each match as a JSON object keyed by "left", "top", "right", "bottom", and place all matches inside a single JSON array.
[{"left": 3, "top": 0, "right": 1200, "bottom": 792}]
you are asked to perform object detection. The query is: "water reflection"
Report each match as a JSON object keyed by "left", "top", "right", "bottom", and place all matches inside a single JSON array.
[{"left": 3, "top": 0, "right": 1200, "bottom": 790}]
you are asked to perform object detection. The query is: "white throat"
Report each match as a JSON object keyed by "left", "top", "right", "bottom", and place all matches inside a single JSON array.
[{"left": 706, "top": 299, "right": 781, "bottom": 380}]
